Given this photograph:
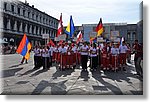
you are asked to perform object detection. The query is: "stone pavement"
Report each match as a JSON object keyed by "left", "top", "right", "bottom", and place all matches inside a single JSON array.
[{"left": 0, "top": 53, "right": 143, "bottom": 95}]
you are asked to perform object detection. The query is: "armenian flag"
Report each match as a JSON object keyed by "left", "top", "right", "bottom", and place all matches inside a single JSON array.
[
  {"left": 16, "top": 34, "right": 32, "bottom": 60},
  {"left": 65, "top": 15, "right": 75, "bottom": 38},
  {"left": 96, "top": 18, "right": 103, "bottom": 36}
]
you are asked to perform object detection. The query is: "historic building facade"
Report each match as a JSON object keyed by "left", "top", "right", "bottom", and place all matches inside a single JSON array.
[
  {"left": 82, "top": 22, "right": 141, "bottom": 47},
  {"left": 1, "top": 0, "right": 58, "bottom": 46}
]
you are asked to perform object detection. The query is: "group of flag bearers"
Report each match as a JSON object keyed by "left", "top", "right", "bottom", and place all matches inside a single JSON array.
[{"left": 33, "top": 40, "right": 130, "bottom": 72}]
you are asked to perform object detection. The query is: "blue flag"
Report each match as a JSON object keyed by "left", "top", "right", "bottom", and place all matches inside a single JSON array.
[{"left": 65, "top": 16, "right": 75, "bottom": 38}]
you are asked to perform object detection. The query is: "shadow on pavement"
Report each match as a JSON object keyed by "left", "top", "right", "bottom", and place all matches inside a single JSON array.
[
  {"left": 80, "top": 70, "right": 89, "bottom": 81},
  {"left": 8, "top": 63, "right": 24, "bottom": 68},
  {"left": 20, "top": 68, "right": 38, "bottom": 76},
  {"left": 52, "top": 69, "right": 74, "bottom": 79},
  {"left": 30, "top": 69, "right": 47, "bottom": 77},
  {"left": 31, "top": 80, "right": 67, "bottom": 95},
  {"left": 0, "top": 67, "right": 23, "bottom": 78},
  {"left": 92, "top": 72, "right": 123, "bottom": 95}
]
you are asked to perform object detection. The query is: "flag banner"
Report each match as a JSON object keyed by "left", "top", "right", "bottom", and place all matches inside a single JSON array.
[
  {"left": 76, "top": 31, "right": 83, "bottom": 44},
  {"left": 42, "top": 34, "right": 49, "bottom": 39},
  {"left": 59, "top": 34, "right": 66, "bottom": 41},
  {"left": 16, "top": 34, "right": 32, "bottom": 60},
  {"left": 54, "top": 37, "right": 59, "bottom": 41},
  {"left": 96, "top": 18, "right": 103, "bottom": 36},
  {"left": 65, "top": 15, "right": 75, "bottom": 37},
  {"left": 47, "top": 39, "right": 55, "bottom": 47},
  {"left": 120, "top": 37, "right": 124, "bottom": 46},
  {"left": 110, "top": 31, "right": 120, "bottom": 37},
  {"left": 57, "top": 13, "right": 63, "bottom": 37}
]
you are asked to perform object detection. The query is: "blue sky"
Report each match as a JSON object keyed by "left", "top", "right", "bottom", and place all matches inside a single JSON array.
[{"left": 20, "top": 0, "right": 142, "bottom": 26}]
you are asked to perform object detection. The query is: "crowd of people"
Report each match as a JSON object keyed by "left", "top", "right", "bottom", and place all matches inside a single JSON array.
[
  {"left": 30, "top": 39, "right": 143, "bottom": 77},
  {"left": 0, "top": 45, "right": 17, "bottom": 54}
]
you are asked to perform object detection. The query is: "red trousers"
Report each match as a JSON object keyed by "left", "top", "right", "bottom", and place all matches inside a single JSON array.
[
  {"left": 73, "top": 53, "right": 76, "bottom": 64},
  {"left": 66, "top": 54, "right": 73, "bottom": 66},
  {"left": 111, "top": 55, "right": 119, "bottom": 69},
  {"left": 101, "top": 53, "right": 110, "bottom": 68},
  {"left": 119, "top": 53, "right": 127, "bottom": 65},
  {"left": 60, "top": 54, "right": 67, "bottom": 67}
]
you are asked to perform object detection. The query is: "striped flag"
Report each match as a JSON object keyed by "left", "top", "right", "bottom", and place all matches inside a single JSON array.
[
  {"left": 16, "top": 34, "right": 32, "bottom": 60},
  {"left": 57, "top": 13, "right": 63, "bottom": 37},
  {"left": 96, "top": 18, "right": 103, "bottom": 36},
  {"left": 76, "top": 31, "right": 82, "bottom": 44}
]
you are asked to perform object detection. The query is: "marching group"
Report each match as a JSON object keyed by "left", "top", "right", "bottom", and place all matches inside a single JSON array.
[{"left": 31, "top": 39, "right": 143, "bottom": 77}]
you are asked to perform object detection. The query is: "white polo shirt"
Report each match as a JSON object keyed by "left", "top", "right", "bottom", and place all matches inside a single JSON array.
[
  {"left": 34, "top": 48, "right": 41, "bottom": 56},
  {"left": 90, "top": 47, "right": 97, "bottom": 57},
  {"left": 49, "top": 46, "right": 54, "bottom": 56},
  {"left": 80, "top": 45, "right": 89, "bottom": 55},
  {"left": 42, "top": 49, "right": 49, "bottom": 57},
  {"left": 119, "top": 45, "right": 128, "bottom": 54},
  {"left": 60, "top": 47, "right": 67, "bottom": 54},
  {"left": 111, "top": 48, "right": 119, "bottom": 55},
  {"left": 72, "top": 46, "right": 77, "bottom": 53}
]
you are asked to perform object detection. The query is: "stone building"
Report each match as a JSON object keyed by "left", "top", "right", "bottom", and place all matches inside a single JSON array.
[{"left": 0, "top": 0, "right": 58, "bottom": 46}]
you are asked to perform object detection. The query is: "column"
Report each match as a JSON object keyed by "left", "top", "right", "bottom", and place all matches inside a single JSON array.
[
  {"left": 37, "top": 27, "right": 40, "bottom": 35},
  {"left": 25, "top": 23, "right": 27, "bottom": 33},
  {"left": 19, "top": 22, "right": 22, "bottom": 32},
  {"left": 41, "top": 28, "right": 43, "bottom": 35},
  {"left": 14, "top": 20, "right": 17, "bottom": 31},
  {"left": 29, "top": 25, "right": 32, "bottom": 34},
  {"left": 7, "top": 18, "right": 10, "bottom": 30},
  {"left": 34, "top": 26, "right": 36, "bottom": 34}
]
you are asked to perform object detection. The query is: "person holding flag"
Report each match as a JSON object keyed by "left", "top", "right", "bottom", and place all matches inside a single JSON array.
[{"left": 16, "top": 34, "right": 32, "bottom": 64}]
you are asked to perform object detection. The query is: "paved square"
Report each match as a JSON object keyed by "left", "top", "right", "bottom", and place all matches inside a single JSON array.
[{"left": 0, "top": 53, "right": 143, "bottom": 95}]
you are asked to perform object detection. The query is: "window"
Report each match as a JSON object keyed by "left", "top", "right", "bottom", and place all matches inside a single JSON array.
[
  {"left": 32, "top": 14, "right": 34, "bottom": 19},
  {"left": 40, "top": 16, "right": 41, "bottom": 22},
  {"left": 28, "top": 12, "right": 30, "bottom": 18},
  {"left": 23, "top": 9, "right": 25, "bottom": 16},
  {"left": 4, "top": 2, "right": 7, "bottom": 10},
  {"left": 18, "top": 7, "right": 20, "bottom": 15},
  {"left": 36, "top": 15, "right": 38, "bottom": 21},
  {"left": 11, "top": 5, "right": 14, "bottom": 12},
  {"left": 132, "top": 32, "right": 136, "bottom": 40},
  {"left": 43, "top": 18, "right": 45, "bottom": 23},
  {"left": 127, "top": 33, "right": 130, "bottom": 39}
]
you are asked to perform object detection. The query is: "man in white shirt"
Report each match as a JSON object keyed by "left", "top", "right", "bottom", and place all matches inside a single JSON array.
[{"left": 80, "top": 42, "right": 89, "bottom": 71}]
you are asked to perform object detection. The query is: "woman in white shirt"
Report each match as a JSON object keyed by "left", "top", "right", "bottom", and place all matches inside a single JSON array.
[
  {"left": 90, "top": 43, "right": 97, "bottom": 71},
  {"left": 111, "top": 43, "right": 119, "bottom": 71},
  {"left": 42, "top": 46, "right": 49, "bottom": 70},
  {"left": 80, "top": 42, "right": 89, "bottom": 71}
]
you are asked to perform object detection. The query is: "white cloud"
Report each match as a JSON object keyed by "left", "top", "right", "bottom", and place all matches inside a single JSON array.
[{"left": 20, "top": 0, "right": 142, "bottom": 25}]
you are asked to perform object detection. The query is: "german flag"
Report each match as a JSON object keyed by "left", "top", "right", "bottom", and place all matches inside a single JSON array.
[{"left": 96, "top": 18, "right": 103, "bottom": 36}]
